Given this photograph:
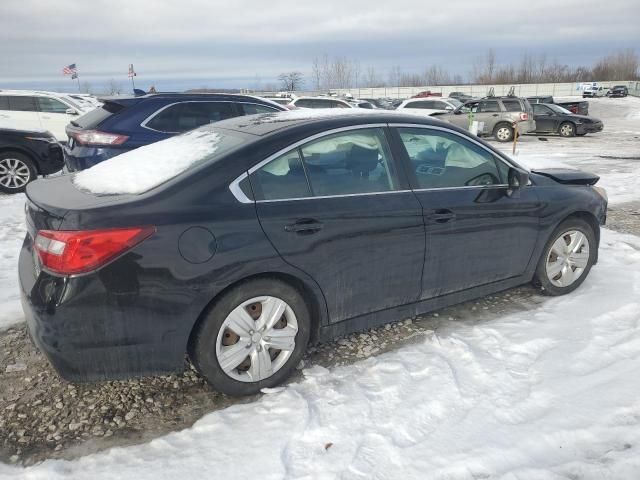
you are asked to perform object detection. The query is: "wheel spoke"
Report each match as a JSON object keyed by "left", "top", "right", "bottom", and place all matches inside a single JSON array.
[
  {"left": 567, "top": 232, "right": 585, "bottom": 253},
  {"left": 0, "top": 176, "right": 10, "bottom": 187},
  {"left": 547, "top": 260, "right": 564, "bottom": 278},
  {"left": 264, "top": 326, "right": 297, "bottom": 351},
  {"left": 218, "top": 342, "right": 250, "bottom": 372},
  {"left": 226, "top": 307, "right": 256, "bottom": 337},
  {"left": 248, "top": 346, "right": 273, "bottom": 381},
  {"left": 0, "top": 164, "right": 8, "bottom": 174},
  {"left": 258, "top": 297, "right": 287, "bottom": 331},
  {"left": 559, "top": 264, "right": 575, "bottom": 286},
  {"left": 551, "top": 237, "right": 567, "bottom": 257},
  {"left": 569, "top": 251, "right": 589, "bottom": 268}
]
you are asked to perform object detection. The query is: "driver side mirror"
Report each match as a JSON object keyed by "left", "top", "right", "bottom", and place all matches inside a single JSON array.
[
  {"left": 66, "top": 108, "right": 78, "bottom": 115},
  {"left": 506, "top": 168, "right": 529, "bottom": 198},
  {"left": 453, "top": 110, "right": 463, "bottom": 115}
]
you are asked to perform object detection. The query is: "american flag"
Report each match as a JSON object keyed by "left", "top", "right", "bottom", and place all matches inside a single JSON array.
[{"left": 62, "top": 63, "right": 77, "bottom": 75}]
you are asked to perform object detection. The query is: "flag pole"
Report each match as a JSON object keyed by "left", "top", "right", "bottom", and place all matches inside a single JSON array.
[{"left": 76, "top": 75, "right": 81, "bottom": 92}]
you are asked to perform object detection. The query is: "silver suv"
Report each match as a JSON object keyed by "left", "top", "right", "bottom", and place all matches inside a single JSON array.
[{"left": 437, "top": 96, "right": 536, "bottom": 142}]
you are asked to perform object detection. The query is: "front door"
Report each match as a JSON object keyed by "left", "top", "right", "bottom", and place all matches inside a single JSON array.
[
  {"left": 532, "top": 104, "right": 557, "bottom": 133},
  {"left": 5, "top": 96, "right": 41, "bottom": 133},
  {"left": 392, "top": 126, "right": 541, "bottom": 299},
  {"left": 251, "top": 127, "right": 425, "bottom": 323}
]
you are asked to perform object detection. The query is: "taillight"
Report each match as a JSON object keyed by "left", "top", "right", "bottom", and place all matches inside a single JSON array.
[
  {"left": 34, "top": 227, "right": 154, "bottom": 275},
  {"left": 519, "top": 112, "right": 529, "bottom": 121},
  {"left": 72, "top": 130, "right": 129, "bottom": 146}
]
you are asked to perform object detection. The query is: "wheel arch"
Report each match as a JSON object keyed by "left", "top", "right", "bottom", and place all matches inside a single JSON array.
[
  {"left": 187, "top": 271, "right": 326, "bottom": 358},
  {"left": 555, "top": 210, "right": 601, "bottom": 261}
]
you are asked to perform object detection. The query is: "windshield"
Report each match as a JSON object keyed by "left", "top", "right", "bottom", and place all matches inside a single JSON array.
[
  {"left": 547, "top": 104, "right": 572, "bottom": 115},
  {"left": 448, "top": 98, "right": 463, "bottom": 108}
]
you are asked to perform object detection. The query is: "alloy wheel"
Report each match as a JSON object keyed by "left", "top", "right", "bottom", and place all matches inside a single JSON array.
[
  {"left": 496, "top": 127, "right": 512, "bottom": 141},
  {"left": 215, "top": 296, "right": 298, "bottom": 382},
  {"left": 545, "top": 230, "right": 590, "bottom": 287},
  {"left": 0, "top": 158, "right": 31, "bottom": 190}
]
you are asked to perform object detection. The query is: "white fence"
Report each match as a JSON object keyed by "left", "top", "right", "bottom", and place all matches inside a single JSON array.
[{"left": 253, "top": 80, "right": 640, "bottom": 99}]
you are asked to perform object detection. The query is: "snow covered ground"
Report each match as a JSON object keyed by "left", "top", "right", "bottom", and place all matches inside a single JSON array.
[
  {"left": 1, "top": 227, "right": 640, "bottom": 478},
  {"left": 1, "top": 96, "right": 640, "bottom": 478}
]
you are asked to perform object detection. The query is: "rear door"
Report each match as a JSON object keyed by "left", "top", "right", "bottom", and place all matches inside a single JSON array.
[
  {"left": 36, "top": 96, "right": 77, "bottom": 141},
  {"left": 251, "top": 126, "right": 425, "bottom": 323},
  {"left": 6, "top": 96, "right": 41, "bottom": 132},
  {"left": 392, "top": 125, "right": 541, "bottom": 299}
]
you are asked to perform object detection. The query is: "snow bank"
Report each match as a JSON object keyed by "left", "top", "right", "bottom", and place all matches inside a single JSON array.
[
  {"left": 3, "top": 227, "right": 640, "bottom": 478},
  {"left": 73, "top": 130, "right": 222, "bottom": 195},
  {"left": 0, "top": 194, "right": 27, "bottom": 330}
]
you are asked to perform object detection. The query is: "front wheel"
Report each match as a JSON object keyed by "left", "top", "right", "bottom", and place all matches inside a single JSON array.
[
  {"left": 190, "top": 278, "right": 311, "bottom": 396},
  {"left": 559, "top": 122, "right": 576, "bottom": 137},
  {"left": 533, "top": 218, "right": 597, "bottom": 296},
  {"left": 0, "top": 152, "right": 37, "bottom": 194}
]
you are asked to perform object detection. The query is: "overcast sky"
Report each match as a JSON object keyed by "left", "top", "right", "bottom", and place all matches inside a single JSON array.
[{"left": 1, "top": 0, "right": 639, "bottom": 93}]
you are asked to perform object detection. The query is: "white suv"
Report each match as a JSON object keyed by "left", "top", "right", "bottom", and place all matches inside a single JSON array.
[
  {"left": 0, "top": 90, "right": 93, "bottom": 142},
  {"left": 396, "top": 98, "right": 463, "bottom": 116}
]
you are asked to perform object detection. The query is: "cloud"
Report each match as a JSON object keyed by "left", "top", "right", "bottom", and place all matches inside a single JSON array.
[{"left": 1, "top": 0, "right": 638, "bottom": 90}]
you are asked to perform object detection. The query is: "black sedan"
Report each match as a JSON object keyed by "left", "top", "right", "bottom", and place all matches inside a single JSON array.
[
  {"left": 607, "top": 85, "right": 628, "bottom": 97},
  {"left": 532, "top": 103, "right": 603, "bottom": 137},
  {"left": 0, "top": 128, "right": 63, "bottom": 193},
  {"left": 19, "top": 111, "right": 607, "bottom": 396}
]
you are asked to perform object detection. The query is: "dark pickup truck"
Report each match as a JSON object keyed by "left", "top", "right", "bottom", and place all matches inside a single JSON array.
[{"left": 527, "top": 96, "right": 589, "bottom": 116}]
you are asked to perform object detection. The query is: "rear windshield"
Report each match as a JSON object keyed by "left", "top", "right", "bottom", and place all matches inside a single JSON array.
[
  {"left": 71, "top": 102, "right": 124, "bottom": 129},
  {"left": 73, "top": 127, "right": 250, "bottom": 195}
]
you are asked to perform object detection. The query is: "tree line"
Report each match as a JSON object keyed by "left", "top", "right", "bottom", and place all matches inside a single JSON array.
[{"left": 277, "top": 48, "right": 639, "bottom": 91}]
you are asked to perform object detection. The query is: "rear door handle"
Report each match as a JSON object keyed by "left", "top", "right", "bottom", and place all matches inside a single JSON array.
[
  {"left": 492, "top": 113, "right": 499, "bottom": 117},
  {"left": 284, "top": 219, "right": 323, "bottom": 234},
  {"left": 429, "top": 209, "right": 456, "bottom": 223}
]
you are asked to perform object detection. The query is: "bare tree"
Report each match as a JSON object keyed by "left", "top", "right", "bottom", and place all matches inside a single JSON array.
[
  {"left": 106, "top": 79, "right": 122, "bottom": 95},
  {"left": 278, "top": 72, "right": 304, "bottom": 91},
  {"left": 80, "top": 81, "right": 92, "bottom": 94}
]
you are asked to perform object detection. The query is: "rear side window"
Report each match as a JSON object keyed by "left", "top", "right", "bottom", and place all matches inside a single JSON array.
[
  {"left": 37, "top": 97, "right": 70, "bottom": 113},
  {"left": 406, "top": 101, "right": 433, "bottom": 109},
  {"left": 241, "top": 103, "right": 279, "bottom": 115},
  {"left": 294, "top": 99, "right": 315, "bottom": 108},
  {"left": 251, "top": 150, "right": 311, "bottom": 201},
  {"left": 146, "top": 102, "right": 236, "bottom": 133},
  {"left": 502, "top": 99, "right": 523, "bottom": 112},
  {"left": 0, "top": 96, "right": 9, "bottom": 110},
  {"left": 8, "top": 96, "right": 38, "bottom": 112}
]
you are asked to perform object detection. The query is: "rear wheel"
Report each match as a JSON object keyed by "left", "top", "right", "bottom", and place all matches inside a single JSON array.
[
  {"left": 533, "top": 218, "right": 596, "bottom": 296},
  {"left": 493, "top": 124, "right": 514, "bottom": 142},
  {"left": 0, "top": 152, "right": 36, "bottom": 194},
  {"left": 191, "top": 278, "right": 311, "bottom": 396},
  {"left": 559, "top": 122, "right": 576, "bottom": 137}
]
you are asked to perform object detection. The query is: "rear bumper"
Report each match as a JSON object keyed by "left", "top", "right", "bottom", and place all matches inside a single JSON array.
[
  {"left": 18, "top": 235, "right": 187, "bottom": 382},
  {"left": 63, "top": 145, "right": 130, "bottom": 172}
]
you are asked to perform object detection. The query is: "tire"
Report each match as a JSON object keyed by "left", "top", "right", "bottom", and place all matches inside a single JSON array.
[
  {"left": 190, "top": 278, "right": 311, "bottom": 396},
  {"left": 0, "top": 152, "right": 37, "bottom": 194},
  {"left": 559, "top": 122, "right": 576, "bottom": 137},
  {"left": 493, "top": 123, "right": 514, "bottom": 142},
  {"left": 533, "top": 218, "right": 597, "bottom": 296}
]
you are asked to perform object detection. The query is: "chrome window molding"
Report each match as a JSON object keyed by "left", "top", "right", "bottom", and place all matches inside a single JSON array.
[
  {"left": 227, "top": 122, "right": 522, "bottom": 204},
  {"left": 140, "top": 101, "right": 280, "bottom": 133}
]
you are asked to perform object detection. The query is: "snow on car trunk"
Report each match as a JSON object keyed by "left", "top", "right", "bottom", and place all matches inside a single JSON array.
[
  {"left": 3, "top": 227, "right": 640, "bottom": 478},
  {"left": 72, "top": 129, "right": 222, "bottom": 195}
]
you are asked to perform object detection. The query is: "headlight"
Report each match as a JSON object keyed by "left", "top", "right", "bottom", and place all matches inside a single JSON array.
[{"left": 593, "top": 186, "right": 608, "bottom": 202}]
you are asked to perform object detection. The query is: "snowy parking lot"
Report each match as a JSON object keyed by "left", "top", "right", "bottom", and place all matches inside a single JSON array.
[{"left": 1, "top": 97, "right": 640, "bottom": 478}]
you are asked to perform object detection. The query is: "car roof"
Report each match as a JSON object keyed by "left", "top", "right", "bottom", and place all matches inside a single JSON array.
[
  {"left": 0, "top": 89, "right": 77, "bottom": 98},
  {"left": 98, "top": 92, "right": 285, "bottom": 104},
  {"left": 208, "top": 109, "right": 448, "bottom": 137}
]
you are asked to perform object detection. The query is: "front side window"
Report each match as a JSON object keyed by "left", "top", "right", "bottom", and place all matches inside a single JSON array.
[
  {"left": 241, "top": 103, "right": 279, "bottom": 115},
  {"left": 397, "top": 128, "right": 507, "bottom": 189},
  {"left": 533, "top": 104, "right": 552, "bottom": 115},
  {"left": 37, "top": 97, "right": 70, "bottom": 113},
  {"left": 145, "top": 102, "right": 236, "bottom": 133},
  {"left": 0, "top": 96, "right": 9, "bottom": 110},
  {"left": 8, "top": 96, "right": 38, "bottom": 112},
  {"left": 250, "top": 128, "right": 399, "bottom": 200},
  {"left": 477, "top": 100, "right": 501, "bottom": 113}
]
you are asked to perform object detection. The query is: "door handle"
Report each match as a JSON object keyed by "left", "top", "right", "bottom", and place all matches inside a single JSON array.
[
  {"left": 492, "top": 113, "right": 499, "bottom": 117},
  {"left": 284, "top": 219, "right": 323, "bottom": 234},
  {"left": 429, "top": 209, "right": 456, "bottom": 223}
]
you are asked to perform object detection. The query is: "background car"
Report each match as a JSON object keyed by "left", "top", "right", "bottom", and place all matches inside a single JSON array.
[
  {"left": 0, "top": 127, "right": 63, "bottom": 193},
  {"left": 607, "top": 85, "right": 628, "bottom": 97},
  {"left": 436, "top": 96, "right": 536, "bottom": 142},
  {"left": 582, "top": 85, "right": 607, "bottom": 98},
  {"left": 527, "top": 95, "right": 589, "bottom": 115},
  {"left": 0, "top": 90, "right": 92, "bottom": 142},
  {"left": 21, "top": 110, "right": 605, "bottom": 396},
  {"left": 532, "top": 103, "right": 603, "bottom": 137},
  {"left": 396, "top": 98, "right": 463, "bottom": 116},
  {"left": 288, "top": 97, "right": 354, "bottom": 109},
  {"left": 448, "top": 91, "right": 475, "bottom": 103},
  {"left": 64, "top": 93, "right": 287, "bottom": 171},
  {"left": 361, "top": 98, "right": 395, "bottom": 109}
]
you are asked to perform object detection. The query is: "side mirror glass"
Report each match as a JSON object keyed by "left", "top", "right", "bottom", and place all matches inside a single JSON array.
[
  {"left": 507, "top": 168, "right": 528, "bottom": 197},
  {"left": 66, "top": 108, "right": 78, "bottom": 115}
]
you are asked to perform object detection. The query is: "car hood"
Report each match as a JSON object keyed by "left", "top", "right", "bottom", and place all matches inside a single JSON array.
[{"left": 532, "top": 168, "right": 599, "bottom": 186}]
